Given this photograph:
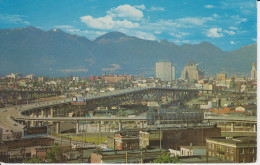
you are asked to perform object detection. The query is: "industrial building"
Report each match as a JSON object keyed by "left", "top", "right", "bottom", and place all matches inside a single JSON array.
[
  {"left": 91, "top": 148, "right": 168, "bottom": 163},
  {"left": 206, "top": 136, "right": 256, "bottom": 163},
  {"left": 139, "top": 125, "right": 221, "bottom": 149}
]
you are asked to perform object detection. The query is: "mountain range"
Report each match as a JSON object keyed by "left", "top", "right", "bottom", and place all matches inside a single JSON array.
[{"left": 0, "top": 27, "right": 257, "bottom": 78}]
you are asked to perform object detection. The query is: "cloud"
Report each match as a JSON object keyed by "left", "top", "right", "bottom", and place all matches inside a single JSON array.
[
  {"left": 231, "top": 15, "right": 247, "bottom": 24},
  {"left": 154, "top": 31, "right": 162, "bottom": 34},
  {"left": 82, "top": 30, "right": 106, "bottom": 37},
  {"left": 54, "top": 25, "right": 73, "bottom": 29},
  {"left": 107, "top": 4, "right": 144, "bottom": 20},
  {"left": 204, "top": 5, "right": 214, "bottom": 9},
  {"left": 172, "top": 40, "right": 190, "bottom": 44},
  {"left": 170, "top": 32, "right": 190, "bottom": 38},
  {"left": 0, "top": 14, "right": 30, "bottom": 25},
  {"left": 134, "top": 31, "right": 156, "bottom": 40},
  {"left": 176, "top": 17, "right": 213, "bottom": 26},
  {"left": 221, "top": 0, "right": 255, "bottom": 13},
  {"left": 252, "top": 38, "right": 256, "bottom": 42},
  {"left": 80, "top": 15, "right": 139, "bottom": 30},
  {"left": 206, "top": 28, "right": 224, "bottom": 38},
  {"left": 134, "top": 5, "right": 145, "bottom": 10},
  {"left": 84, "top": 58, "right": 96, "bottom": 66},
  {"left": 54, "top": 25, "right": 80, "bottom": 33},
  {"left": 102, "top": 64, "right": 121, "bottom": 72},
  {"left": 149, "top": 7, "right": 165, "bottom": 11},
  {"left": 230, "top": 41, "right": 235, "bottom": 45},
  {"left": 58, "top": 68, "right": 88, "bottom": 73},
  {"left": 212, "top": 14, "right": 219, "bottom": 18},
  {"left": 229, "top": 27, "right": 238, "bottom": 30},
  {"left": 224, "top": 30, "right": 235, "bottom": 35}
]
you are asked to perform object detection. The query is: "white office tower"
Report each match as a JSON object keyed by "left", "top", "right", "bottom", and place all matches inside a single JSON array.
[
  {"left": 156, "top": 60, "right": 175, "bottom": 81},
  {"left": 171, "top": 66, "right": 175, "bottom": 80},
  {"left": 250, "top": 63, "right": 257, "bottom": 80}
]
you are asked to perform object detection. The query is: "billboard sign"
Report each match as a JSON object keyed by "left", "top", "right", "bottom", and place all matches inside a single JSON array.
[
  {"left": 22, "top": 125, "right": 48, "bottom": 138},
  {"left": 71, "top": 97, "right": 86, "bottom": 105}
]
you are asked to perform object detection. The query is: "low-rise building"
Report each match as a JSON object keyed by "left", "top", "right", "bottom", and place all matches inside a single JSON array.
[
  {"left": 206, "top": 136, "right": 257, "bottom": 163},
  {"left": 114, "top": 134, "right": 139, "bottom": 150},
  {"left": 91, "top": 148, "right": 168, "bottom": 163},
  {"left": 0, "top": 146, "right": 9, "bottom": 162},
  {"left": 169, "top": 145, "right": 206, "bottom": 157},
  {"left": 180, "top": 145, "right": 206, "bottom": 156},
  {"left": 31, "top": 148, "right": 48, "bottom": 159},
  {"left": 140, "top": 126, "right": 221, "bottom": 150}
]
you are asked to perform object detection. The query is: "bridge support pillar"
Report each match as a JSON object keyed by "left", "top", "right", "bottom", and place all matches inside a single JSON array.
[
  {"left": 207, "top": 120, "right": 210, "bottom": 126},
  {"left": 56, "top": 122, "right": 60, "bottom": 135},
  {"left": 38, "top": 121, "right": 42, "bottom": 126},
  {"left": 231, "top": 123, "right": 234, "bottom": 132},
  {"left": 30, "top": 112, "right": 34, "bottom": 117},
  {"left": 41, "top": 109, "right": 44, "bottom": 117},
  {"left": 97, "top": 121, "right": 101, "bottom": 132},
  {"left": 253, "top": 124, "right": 257, "bottom": 132},
  {"left": 26, "top": 120, "right": 30, "bottom": 127},
  {"left": 76, "top": 121, "right": 79, "bottom": 134},
  {"left": 50, "top": 108, "right": 54, "bottom": 124},
  {"left": 50, "top": 108, "right": 54, "bottom": 117},
  {"left": 119, "top": 121, "right": 122, "bottom": 131},
  {"left": 140, "top": 121, "right": 144, "bottom": 129},
  {"left": 30, "top": 120, "right": 36, "bottom": 127}
]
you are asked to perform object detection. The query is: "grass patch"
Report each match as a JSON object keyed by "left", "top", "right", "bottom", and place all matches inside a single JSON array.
[{"left": 62, "top": 135, "right": 107, "bottom": 144}]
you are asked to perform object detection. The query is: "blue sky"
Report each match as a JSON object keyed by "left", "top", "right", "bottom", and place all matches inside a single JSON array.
[{"left": 0, "top": 0, "right": 256, "bottom": 51}]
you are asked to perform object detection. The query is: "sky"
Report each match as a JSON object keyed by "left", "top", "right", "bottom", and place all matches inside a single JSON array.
[{"left": 0, "top": 0, "right": 256, "bottom": 51}]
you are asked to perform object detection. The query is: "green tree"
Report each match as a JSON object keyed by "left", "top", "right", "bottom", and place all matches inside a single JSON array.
[
  {"left": 152, "top": 151, "right": 179, "bottom": 163},
  {"left": 23, "top": 156, "right": 43, "bottom": 163},
  {"left": 46, "top": 143, "right": 63, "bottom": 163}
]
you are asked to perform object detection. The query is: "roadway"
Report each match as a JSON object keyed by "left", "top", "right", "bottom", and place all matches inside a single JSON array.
[
  {"left": 0, "top": 98, "right": 71, "bottom": 132},
  {"left": 0, "top": 87, "right": 151, "bottom": 132},
  {"left": 1, "top": 87, "right": 256, "bottom": 133},
  {"left": 204, "top": 116, "right": 257, "bottom": 123},
  {"left": 15, "top": 116, "right": 147, "bottom": 122}
]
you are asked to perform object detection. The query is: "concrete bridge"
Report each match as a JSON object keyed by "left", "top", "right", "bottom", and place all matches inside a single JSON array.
[{"left": 204, "top": 115, "right": 257, "bottom": 133}]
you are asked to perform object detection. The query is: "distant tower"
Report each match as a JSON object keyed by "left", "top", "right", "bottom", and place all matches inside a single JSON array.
[
  {"left": 171, "top": 66, "right": 175, "bottom": 80},
  {"left": 250, "top": 63, "right": 257, "bottom": 80},
  {"left": 155, "top": 60, "right": 175, "bottom": 81},
  {"left": 181, "top": 60, "right": 204, "bottom": 81}
]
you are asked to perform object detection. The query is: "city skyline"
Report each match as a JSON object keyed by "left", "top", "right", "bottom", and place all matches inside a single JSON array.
[{"left": 0, "top": 1, "right": 257, "bottom": 164}]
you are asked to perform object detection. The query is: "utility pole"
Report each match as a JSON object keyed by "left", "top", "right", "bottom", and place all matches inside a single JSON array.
[
  {"left": 160, "top": 126, "right": 162, "bottom": 151},
  {"left": 81, "top": 135, "right": 84, "bottom": 163},
  {"left": 70, "top": 138, "right": 72, "bottom": 160},
  {"left": 140, "top": 148, "right": 143, "bottom": 163},
  {"left": 125, "top": 151, "right": 128, "bottom": 163}
]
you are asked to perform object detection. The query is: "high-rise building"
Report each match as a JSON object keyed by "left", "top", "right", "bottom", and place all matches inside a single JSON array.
[
  {"left": 155, "top": 60, "right": 175, "bottom": 81},
  {"left": 181, "top": 60, "right": 204, "bottom": 81},
  {"left": 171, "top": 66, "right": 175, "bottom": 80},
  {"left": 250, "top": 63, "right": 257, "bottom": 80},
  {"left": 216, "top": 72, "right": 227, "bottom": 81}
]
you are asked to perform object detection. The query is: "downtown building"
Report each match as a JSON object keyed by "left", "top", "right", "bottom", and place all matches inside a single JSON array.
[
  {"left": 155, "top": 60, "right": 175, "bottom": 82},
  {"left": 181, "top": 60, "right": 204, "bottom": 81},
  {"left": 250, "top": 63, "right": 257, "bottom": 80}
]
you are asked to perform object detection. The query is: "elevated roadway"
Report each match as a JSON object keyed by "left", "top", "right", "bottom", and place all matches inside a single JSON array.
[
  {"left": 204, "top": 116, "right": 257, "bottom": 123},
  {"left": 1, "top": 87, "right": 256, "bottom": 133}
]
